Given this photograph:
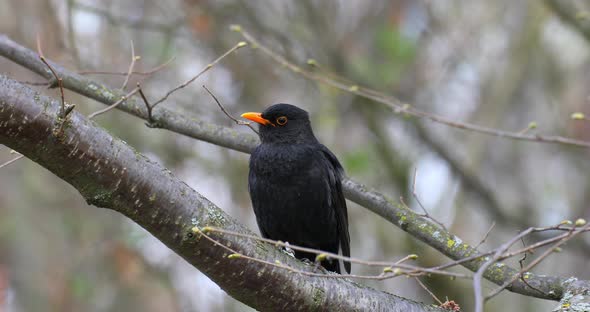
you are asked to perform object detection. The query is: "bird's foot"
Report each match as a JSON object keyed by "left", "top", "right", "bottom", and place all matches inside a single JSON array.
[{"left": 281, "top": 243, "right": 295, "bottom": 258}]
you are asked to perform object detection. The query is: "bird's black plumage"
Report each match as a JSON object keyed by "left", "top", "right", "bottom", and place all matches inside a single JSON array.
[{"left": 242, "top": 103, "right": 350, "bottom": 273}]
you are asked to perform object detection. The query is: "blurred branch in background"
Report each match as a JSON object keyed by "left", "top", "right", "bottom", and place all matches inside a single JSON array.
[
  {"left": 72, "top": 2, "right": 187, "bottom": 36},
  {"left": 545, "top": 0, "right": 590, "bottom": 42}
]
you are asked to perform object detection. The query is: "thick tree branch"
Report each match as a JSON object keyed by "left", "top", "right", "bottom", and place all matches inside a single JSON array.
[
  {"left": 0, "top": 75, "right": 441, "bottom": 312},
  {"left": 1, "top": 35, "right": 589, "bottom": 302}
]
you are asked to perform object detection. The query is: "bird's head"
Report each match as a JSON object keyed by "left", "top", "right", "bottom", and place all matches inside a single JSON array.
[{"left": 241, "top": 103, "right": 318, "bottom": 144}]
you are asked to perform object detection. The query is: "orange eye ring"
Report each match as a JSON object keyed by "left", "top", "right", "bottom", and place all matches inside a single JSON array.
[{"left": 276, "top": 116, "right": 288, "bottom": 126}]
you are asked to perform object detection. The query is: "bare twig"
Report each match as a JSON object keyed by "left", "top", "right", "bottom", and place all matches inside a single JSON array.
[
  {"left": 473, "top": 227, "right": 535, "bottom": 312},
  {"left": 414, "top": 277, "right": 444, "bottom": 306},
  {"left": 121, "top": 40, "right": 139, "bottom": 90},
  {"left": 305, "top": 58, "right": 358, "bottom": 87},
  {"left": 150, "top": 41, "right": 247, "bottom": 110},
  {"left": 232, "top": 25, "right": 590, "bottom": 149},
  {"left": 88, "top": 87, "right": 140, "bottom": 119},
  {"left": 36, "top": 34, "right": 72, "bottom": 119},
  {"left": 484, "top": 223, "right": 590, "bottom": 301},
  {"left": 422, "top": 222, "right": 590, "bottom": 278},
  {"left": 475, "top": 222, "right": 496, "bottom": 250},
  {"left": 136, "top": 83, "right": 155, "bottom": 126},
  {"left": 517, "top": 252, "right": 545, "bottom": 296},
  {"left": 199, "top": 226, "right": 468, "bottom": 279},
  {"left": 194, "top": 226, "right": 395, "bottom": 280},
  {"left": 401, "top": 168, "right": 448, "bottom": 231},
  {"left": 193, "top": 226, "right": 466, "bottom": 281},
  {"left": 0, "top": 154, "right": 24, "bottom": 169},
  {"left": 202, "top": 85, "right": 259, "bottom": 134}
]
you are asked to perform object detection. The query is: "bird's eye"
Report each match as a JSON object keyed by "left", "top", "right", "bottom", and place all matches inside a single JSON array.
[{"left": 276, "top": 116, "right": 288, "bottom": 126}]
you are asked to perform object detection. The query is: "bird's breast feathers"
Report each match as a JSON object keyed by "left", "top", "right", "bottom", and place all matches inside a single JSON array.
[{"left": 250, "top": 144, "right": 321, "bottom": 179}]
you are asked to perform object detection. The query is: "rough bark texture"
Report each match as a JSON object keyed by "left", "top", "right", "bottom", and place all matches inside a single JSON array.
[
  {"left": 0, "top": 75, "right": 443, "bottom": 312},
  {"left": 1, "top": 34, "right": 589, "bottom": 304}
]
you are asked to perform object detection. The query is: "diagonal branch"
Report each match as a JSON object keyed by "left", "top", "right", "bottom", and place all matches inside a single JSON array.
[{"left": 0, "top": 75, "right": 443, "bottom": 312}]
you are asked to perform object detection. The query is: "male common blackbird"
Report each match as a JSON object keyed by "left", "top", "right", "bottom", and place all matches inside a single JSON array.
[{"left": 241, "top": 103, "right": 351, "bottom": 274}]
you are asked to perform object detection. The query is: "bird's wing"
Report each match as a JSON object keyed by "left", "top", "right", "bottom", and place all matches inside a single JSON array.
[{"left": 320, "top": 145, "right": 351, "bottom": 273}]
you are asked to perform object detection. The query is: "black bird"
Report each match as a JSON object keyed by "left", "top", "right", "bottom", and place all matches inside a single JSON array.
[{"left": 241, "top": 103, "right": 350, "bottom": 274}]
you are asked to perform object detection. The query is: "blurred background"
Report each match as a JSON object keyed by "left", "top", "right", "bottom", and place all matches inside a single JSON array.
[{"left": 1, "top": 0, "right": 590, "bottom": 311}]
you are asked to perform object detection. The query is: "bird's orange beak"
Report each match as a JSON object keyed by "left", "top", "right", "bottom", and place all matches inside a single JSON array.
[{"left": 241, "top": 112, "right": 274, "bottom": 126}]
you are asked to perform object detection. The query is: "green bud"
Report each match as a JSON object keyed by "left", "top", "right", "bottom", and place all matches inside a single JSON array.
[
  {"left": 229, "top": 24, "right": 242, "bottom": 32},
  {"left": 201, "top": 226, "right": 213, "bottom": 233},
  {"left": 227, "top": 253, "right": 241, "bottom": 259},
  {"left": 315, "top": 253, "right": 328, "bottom": 262}
]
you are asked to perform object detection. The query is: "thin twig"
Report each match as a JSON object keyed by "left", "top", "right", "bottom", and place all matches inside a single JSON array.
[
  {"left": 202, "top": 85, "right": 259, "bottom": 134},
  {"left": 484, "top": 223, "right": 590, "bottom": 301},
  {"left": 0, "top": 154, "right": 24, "bottom": 169},
  {"left": 475, "top": 222, "right": 496, "bottom": 250},
  {"left": 36, "top": 34, "right": 70, "bottom": 119},
  {"left": 401, "top": 168, "right": 448, "bottom": 231},
  {"left": 233, "top": 25, "right": 590, "bottom": 149},
  {"left": 150, "top": 41, "right": 247, "bottom": 110},
  {"left": 194, "top": 227, "right": 466, "bottom": 281},
  {"left": 136, "top": 83, "right": 155, "bottom": 126},
  {"left": 88, "top": 87, "right": 140, "bottom": 119},
  {"left": 425, "top": 222, "right": 590, "bottom": 274},
  {"left": 121, "top": 40, "right": 139, "bottom": 90},
  {"left": 200, "top": 226, "right": 468, "bottom": 279},
  {"left": 305, "top": 58, "right": 358, "bottom": 87},
  {"left": 414, "top": 277, "right": 444, "bottom": 305},
  {"left": 473, "top": 227, "right": 534, "bottom": 312},
  {"left": 517, "top": 252, "right": 545, "bottom": 295}
]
